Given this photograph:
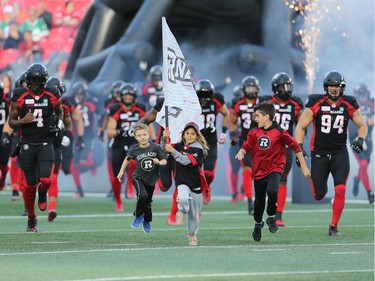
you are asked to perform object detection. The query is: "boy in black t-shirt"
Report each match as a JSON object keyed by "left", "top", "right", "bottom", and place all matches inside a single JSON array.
[{"left": 117, "top": 123, "right": 167, "bottom": 233}]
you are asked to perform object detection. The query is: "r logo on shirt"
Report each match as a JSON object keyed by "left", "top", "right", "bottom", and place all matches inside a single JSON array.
[
  {"left": 141, "top": 158, "right": 154, "bottom": 171},
  {"left": 258, "top": 136, "right": 271, "bottom": 150}
]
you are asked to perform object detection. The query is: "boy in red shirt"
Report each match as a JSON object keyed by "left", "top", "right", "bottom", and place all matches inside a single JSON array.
[{"left": 236, "top": 102, "right": 310, "bottom": 242}]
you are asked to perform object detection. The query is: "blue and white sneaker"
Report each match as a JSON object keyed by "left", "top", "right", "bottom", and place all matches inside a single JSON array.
[
  {"left": 131, "top": 214, "right": 144, "bottom": 229},
  {"left": 142, "top": 221, "right": 151, "bottom": 233}
]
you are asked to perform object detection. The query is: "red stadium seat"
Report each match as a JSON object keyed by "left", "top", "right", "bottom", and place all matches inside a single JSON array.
[{"left": 0, "top": 49, "right": 19, "bottom": 68}]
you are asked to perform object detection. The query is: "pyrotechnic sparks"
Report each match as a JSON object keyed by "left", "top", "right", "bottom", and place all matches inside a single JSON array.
[{"left": 285, "top": 0, "right": 347, "bottom": 94}]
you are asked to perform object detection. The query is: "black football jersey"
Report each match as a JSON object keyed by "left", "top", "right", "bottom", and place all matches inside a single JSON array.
[
  {"left": 108, "top": 102, "right": 146, "bottom": 146},
  {"left": 11, "top": 87, "right": 61, "bottom": 143},
  {"left": 260, "top": 95, "right": 304, "bottom": 136},
  {"left": 305, "top": 94, "right": 359, "bottom": 153},
  {"left": 0, "top": 92, "right": 10, "bottom": 132}
]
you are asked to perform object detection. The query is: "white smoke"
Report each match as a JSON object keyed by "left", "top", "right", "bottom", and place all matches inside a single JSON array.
[{"left": 309, "top": 0, "right": 374, "bottom": 95}]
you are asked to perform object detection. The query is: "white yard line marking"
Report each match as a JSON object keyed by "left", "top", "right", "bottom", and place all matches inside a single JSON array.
[
  {"left": 0, "top": 208, "right": 372, "bottom": 220},
  {"left": 0, "top": 224, "right": 374, "bottom": 235},
  {"left": 0, "top": 243, "right": 373, "bottom": 256},
  {"left": 330, "top": 251, "right": 365, "bottom": 255},
  {"left": 54, "top": 269, "right": 374, "bottom": 281}
]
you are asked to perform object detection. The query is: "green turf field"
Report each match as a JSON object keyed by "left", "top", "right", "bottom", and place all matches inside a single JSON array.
[{"left": 0, "top": 194, "right": 374, "bottom": 281}]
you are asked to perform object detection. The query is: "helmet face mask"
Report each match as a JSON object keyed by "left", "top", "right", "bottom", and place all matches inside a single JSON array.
[
  {"left": 195, "top": 79, "right": 214, "bottom": 105},
  {"left": 274, "top": 83, "right": 293, "bottom": 100},
  {"left": 26, "top": 63, "right": 48, "bottom": 95},
  {"left": 271, "top": 72, "right": 293, "bottom": 101},
  {"left": 120, "top": 83, "right": 137, "bottom": 106},
  {"left": 353, "top": 83, "right": 370, "bottom": 102},
  {"left": 241, "top": 76, "right": 260, "bottom": 100},
  {"left": 323, "top": 71, "right": 346, "bottom": 101},
  {"left": 149, "top": 65, "right": 163, "bottom": 90},
  {"left": 72, "top": 81, "right": 88, "bottom": 104}
]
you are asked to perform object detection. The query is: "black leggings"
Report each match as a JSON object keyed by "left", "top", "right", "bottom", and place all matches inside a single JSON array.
[{"left": 253, "top": 172, "right": 281, "bottom": 223}]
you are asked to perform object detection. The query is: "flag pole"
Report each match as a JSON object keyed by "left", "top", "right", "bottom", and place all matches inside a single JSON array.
[{"left": 164, "top": 104, "right": 170, "bottom": 144}]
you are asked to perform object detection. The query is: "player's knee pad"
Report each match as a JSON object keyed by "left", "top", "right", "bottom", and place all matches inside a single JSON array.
[
  {"left": 40, "top": 177, "right": 52, "bottom": 191},
  {"left": 204, "top": 170, "right": 215, "bottom": 185},
  {"left": 358, "top": 158, "right": 368, "bottom": 170},
  {"left": 334, "top": 184, "right": 346, "bottom": 198}
]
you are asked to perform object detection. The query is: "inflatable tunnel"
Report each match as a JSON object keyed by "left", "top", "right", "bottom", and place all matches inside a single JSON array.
[{"left": 64, "top": 0, "right": 305, "bottom": 100}]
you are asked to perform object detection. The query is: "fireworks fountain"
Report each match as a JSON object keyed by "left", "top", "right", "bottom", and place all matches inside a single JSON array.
[{"left": 286, "top": 0, "right": 347, "bottom": 94}]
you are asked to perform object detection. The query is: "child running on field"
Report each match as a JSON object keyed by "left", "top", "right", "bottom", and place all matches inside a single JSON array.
[
  {"left": 117, "top": 123, "right": 167, "bottom": 233},
  {"left": 163, "top": 122, "right": 209, "bottom": 246},
  {"left": 235, "top": 102, "right": 311, "bottom": 242}
]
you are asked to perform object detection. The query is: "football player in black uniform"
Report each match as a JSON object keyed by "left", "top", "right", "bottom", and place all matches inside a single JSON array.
[
  {"left": 107, "top": 83, "right": 147, "bottom": 211},
  {"left": 142, "top": 65, "right": 163, "bottom": 110},
  {"left": 228, "top": 85, "right": 244, "bottom": 203},
  {"left": 69, "top": 81, "right": 98, "bottom": 197},
  {"left": 195, "top": 79, "right": 230, "bottom": 204},
  {"left": 0, "top": 81, "right": 11, "bottom": 191},
  {"left": 230, "top": 76, "right": 261, "bottom": 214},
  {"left": 348, "top": 83, "right": 374, "bottom": 203},
  {"left": 260, "top": 72, "right": 305, "bottom": 226},
  {"left": 8, "top": 63, "right": 64, "bottom": 232},
  {"left": 296, "top": 70, "right": 368, "bottom": 236}
]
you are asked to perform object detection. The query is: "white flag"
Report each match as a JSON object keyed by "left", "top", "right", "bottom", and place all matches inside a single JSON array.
[{"left": 156, "top": 17, "right": 203, "bottom": 143}]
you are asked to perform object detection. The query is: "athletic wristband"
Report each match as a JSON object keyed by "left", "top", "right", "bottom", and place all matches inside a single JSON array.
[{"left": 222, "top": 126, "right": 227, "bottom": 134}]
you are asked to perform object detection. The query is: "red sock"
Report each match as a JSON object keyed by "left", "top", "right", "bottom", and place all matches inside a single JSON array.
[
  {"left": 332, "top": 184, "right": 346, "bottom": 226},
  {"left": 112, "top": 179, "right": 122, "bottom": 205},
  {"left": 230, "top": 172, "right": 239, "bottom": 194},
  {"left": 24, "top": 185, "right": 37, "bottom": 217},
  {"left": 277, "top": 185, "right": 287, "bottom": 213},
  {"left": 49, "top": 200, "right": 56, "bottom": 210},
  {"left": 10, "top": 158, "right": 20, "bottom": 191},
  {"left": 242, "top": 168, "right": 253, "bottom": 198},
  {"left": 358, "top": 159, "right": 371, "bottom": 192},
  {"left": 71, "top": 164, "right": 82, "bottom": 189},
  {"left": 169, "top": 188, "right": 178, "bottom": 218},
  {"left": 126, "top": 160, "right": 136, "bottom": 195},
  {"left": 48, "top": 173, "right": 58, "bottom": 198},
  {"left": 107, "top": 160, "right": 115, "bottom": 186},
  {"left": 48, "top": 173, "right": 58, "bottom": 211}
]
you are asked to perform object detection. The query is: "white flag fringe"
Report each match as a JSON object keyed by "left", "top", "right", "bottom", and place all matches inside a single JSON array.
[{"left": 156, "top": 17, "right": 203, "bottom": 143}]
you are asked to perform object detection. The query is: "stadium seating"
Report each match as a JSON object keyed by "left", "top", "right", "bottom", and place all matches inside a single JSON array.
[{"left": 0, "top": 48, "right": 19, "bottom": 69}]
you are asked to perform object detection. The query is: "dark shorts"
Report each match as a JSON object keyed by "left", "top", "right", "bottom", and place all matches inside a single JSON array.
[
  {"left": 111, "top": 144, "right": 131, "bottom": 176},
  {"left": 310, "top": 149, "right": 349, "bottom": 199},
  {"left": 203, "top": 140, "right": 217, "bottom": 171},
  {"left": 19, "top": 142, "right": 54, "bottom": 186}
]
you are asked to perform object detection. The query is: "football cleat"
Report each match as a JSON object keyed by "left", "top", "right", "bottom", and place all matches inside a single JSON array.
[
  {"left": 252, "top": 221, "right": 264, "bottom": 242},
  {"left": 26, "top": 215, "right": 37, "bottom": 233},
  {"left": 266, "top": 217, "right": 279, "bottom": 233},
  {"left": 329, "top": 225, "right": 341, "bottom": 236}
]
